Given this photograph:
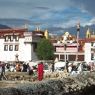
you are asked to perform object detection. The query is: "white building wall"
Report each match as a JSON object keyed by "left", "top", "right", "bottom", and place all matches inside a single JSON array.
[
  {"left": 31, "top": 44, "right": 38, "bottom": 61},
  {"left": 0, "top": 39, "right": 5, "bottom": 61},
  {"left": 0, "top": 29, "right": 42, "bottom": 62},
  {"left": 0, "top": 37, "right": 38, "bottom": 62},
  {"left": 20, "top": 39, "right": 32, "bottom": 61},
  {"left": 0, "top": 38, "right": 33, "bottom": 61},
  {"left": 0, "top": 39, "right": 16, "bottom": 61},
  {"left": 18, "top": 38, "right": 31, "bottom": 62},
  {"left": 84, "top": 43, "right": 91, "bottom": 63}
]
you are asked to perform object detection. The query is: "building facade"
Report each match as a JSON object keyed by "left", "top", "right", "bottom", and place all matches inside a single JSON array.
[
  {"left": 52, "top": 29, "right": 95, "bottom": 63},
  {"left": 0, "top": 27, "right": 95, "bottom": 64},
  {"left": 52, "top": 32, "right": 84, "bottom": 62},
  {"left": 0, "top": 28, "right": 45, "bottom": 63},
  {"left": 53, "top": 42, "right": 84, "bottom": 62}
]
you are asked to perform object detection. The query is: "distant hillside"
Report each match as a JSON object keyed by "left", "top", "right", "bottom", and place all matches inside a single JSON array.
[
  {"left": 0, "top": 18, "right": 27, "bottom": 27},
  {"left": 0, "top": 24, "right": 11, "bottom": 29},
  {"left": 0, "top": 18, "right": 95, "bottom": 38},
  {"left": 63, "top": 26, "right": 86, "bottom": 38},
  {"left": 63, "top": 24, "right": 95, "bottom": 38},
  {"left": 48, "top": 24, "right": 95, "bottom": 38}
]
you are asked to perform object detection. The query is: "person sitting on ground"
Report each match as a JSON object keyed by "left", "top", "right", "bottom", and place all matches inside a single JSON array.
[
  {"left": 28, "top": 65, "right": 34, "bottom": 75},
  {"left": 16, "top": 63, "right": 21, "bottom": 72},
  {"left": 22, "top": 62, "right": 28, "bottom": 72}
]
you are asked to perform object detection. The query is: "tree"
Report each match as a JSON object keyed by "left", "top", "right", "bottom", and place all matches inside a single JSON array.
[{"left": 36, "top": 38, "right": 54, "bottom": 60}]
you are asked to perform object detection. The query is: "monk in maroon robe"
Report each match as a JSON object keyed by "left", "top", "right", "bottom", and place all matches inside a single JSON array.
[{"left": 37, "top": 62, "right": 44, "bottom": 81}]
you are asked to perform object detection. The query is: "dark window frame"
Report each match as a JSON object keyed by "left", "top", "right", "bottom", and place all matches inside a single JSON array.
[
  {"left": 14, "top": 45, "right": 19, "bottom": 51},
  {"left": 9, "top": 45, "right": 13, "bottom": 51},
  {"left": 4, "top": 45, "right": 8, "bottom": 51},
  {"left": 14, "top": 35, "right": 19, "bottom": 41},
  {"left": 10, "top": 35, "right": 14, "bottom": 42},
  {"left": 4, "top": 36, "right": 8, "bottom": 42}
]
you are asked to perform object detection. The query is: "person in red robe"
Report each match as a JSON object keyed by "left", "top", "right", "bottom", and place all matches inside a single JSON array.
[{"left": 37, "top": 62, "right": 44, "bottom": 81}]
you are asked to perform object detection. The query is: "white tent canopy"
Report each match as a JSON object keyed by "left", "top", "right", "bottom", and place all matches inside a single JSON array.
[{"left": 54, "top": 61, "right": 66, "bottom": 68}]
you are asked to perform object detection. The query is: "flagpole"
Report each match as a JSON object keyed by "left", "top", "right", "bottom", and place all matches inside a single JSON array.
[{"left": 76, "top": 22, "right": 80, "bottom": 61}]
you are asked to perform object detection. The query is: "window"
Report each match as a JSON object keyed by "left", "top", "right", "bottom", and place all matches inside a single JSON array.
[
  {"left": 91, "top": 42, "right": 94, "bottom": 46},
  {"left": 14, "top": 35, "right": 19, "bottom": 41},
  {"left": 8, "top": 36, "right": 11, "bottom": 41},
  {"left": 10, "top": 36, "right": 13, "bottom": 41},
  {"left": 91, "top": 53, "right": 94, "bottom": 60},
  {"left": 14, "top": 45, "right": 19, "bottom": 51},
  {"left": 4, "top": 36, "right": 8, "bottom": 42},
  {"left": 4, "top": 45, "right": 8, "bottom": 51},
  {"left": 9, "top": 45, "right": 13, "bottom": 51}
]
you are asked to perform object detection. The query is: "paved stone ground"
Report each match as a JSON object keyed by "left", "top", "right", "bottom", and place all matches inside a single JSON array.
[{"left": 0, "top": 71, "right": 95, "bottom": 95}]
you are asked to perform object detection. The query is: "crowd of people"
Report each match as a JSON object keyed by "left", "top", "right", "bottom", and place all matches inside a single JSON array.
[
  {"left": 0, "top": 60, "right": 95, "bottom": 81},
  {"left": 0, "top": 61, "right": 35, "bottom": 80},
  {"left": 65, "top": 60, "right": 95, "bottom": 75},
  {"left": 0, "top": 61, "right": 45, "bottom": 81}
]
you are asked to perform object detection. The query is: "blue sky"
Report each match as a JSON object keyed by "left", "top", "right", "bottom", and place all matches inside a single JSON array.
[{"left": 0, "top": 0, "right": 95, "bottom": 32}]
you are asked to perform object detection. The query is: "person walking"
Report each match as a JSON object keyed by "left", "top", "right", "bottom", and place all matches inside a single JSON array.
[
  {"left": 68, "top": 62, "right": 73, "bottom": 73},
  {"left": 66, "top": 60, "right": 69, "bottom": 72},
  {"left": 0, "top": 62, "right": 7, "bottom": 80},
  {"left": 51, "top": 63, "right": 55, "bottom": 72}
]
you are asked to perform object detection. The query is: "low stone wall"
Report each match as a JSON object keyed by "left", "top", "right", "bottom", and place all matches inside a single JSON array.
[{"left": 0, "top": 72, "right": 95, "bottom": 95}]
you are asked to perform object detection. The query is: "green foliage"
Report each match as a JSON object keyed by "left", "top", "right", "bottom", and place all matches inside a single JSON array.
[{"left": 36, "top": 38, "right": 54, "bottom": 60}]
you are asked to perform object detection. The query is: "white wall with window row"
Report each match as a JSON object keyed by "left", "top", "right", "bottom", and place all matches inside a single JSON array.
[
  {"left": 4, "top": 44, "right": 19, "bottom": 51},
  {"left": 0, "top": 33, "right": 38, "bottom": 62},
  {"left": 4, "top": 35, "right": 19, "bottom": 42}
]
